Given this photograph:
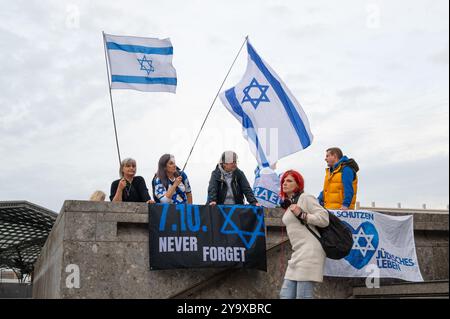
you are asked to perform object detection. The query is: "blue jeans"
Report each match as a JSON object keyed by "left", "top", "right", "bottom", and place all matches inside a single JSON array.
[{"left": 279, "top": 279, "right": 315, "bottom": 299}]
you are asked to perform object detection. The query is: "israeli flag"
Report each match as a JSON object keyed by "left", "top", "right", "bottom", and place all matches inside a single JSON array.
[
  {"left": 104, "top": 33, "right": 177, "bottom": 93},
  {"left": 220, "top": 40, "right": 313, "bottom": 167},
  {"left": 253, "top": 166, "right": 281, "bottom": 208}
]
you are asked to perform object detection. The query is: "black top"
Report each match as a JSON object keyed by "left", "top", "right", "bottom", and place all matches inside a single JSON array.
[
  {"left": 207, "top": 165, "right": 258, "bottom": 205},
  {"left": 110, "top": 176, "right": 151, "bottom": 202}
]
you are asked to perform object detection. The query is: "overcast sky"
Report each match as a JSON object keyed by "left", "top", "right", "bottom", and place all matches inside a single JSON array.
[{"left": 0, "top": 0, "right": 448, "bottom": 213}]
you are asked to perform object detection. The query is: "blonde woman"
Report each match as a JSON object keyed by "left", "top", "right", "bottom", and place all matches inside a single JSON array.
[
  {"left": 89, "top": 190, "right": 106, "bottom": 201},
  {"left": 110, "top": 158, "right": 153, "bottom": 203}
]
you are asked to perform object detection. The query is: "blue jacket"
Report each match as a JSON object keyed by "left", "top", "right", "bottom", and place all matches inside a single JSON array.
[{"left": 318, "top": 156, "right": 356, "bottom": 208}]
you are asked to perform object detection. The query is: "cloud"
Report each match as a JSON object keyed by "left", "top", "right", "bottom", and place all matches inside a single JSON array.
[
  {"left": 285, "top": 24, "right": 329, "bottom": 39},
  {"left": 336, "top": 86, "right": 384, "bottom": 99},
  {"left": 430, "top": 47, "right": 449, "bottom": 65},
  {"left": 0, "top": 0, "right": 448, "bottom": 213},
  {"left": 358, "top": 153, "right": 449, "bottom": 209}
]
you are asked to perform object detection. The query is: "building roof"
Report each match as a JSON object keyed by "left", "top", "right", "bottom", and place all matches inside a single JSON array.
[{"left": 0, "top": 201, "right": 57, "bottom": 278}]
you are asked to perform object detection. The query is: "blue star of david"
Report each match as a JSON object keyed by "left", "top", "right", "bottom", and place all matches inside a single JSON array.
[
  {"left": 218, "top": 205, "right": 265, "bottom": 249},
  {"left": 241, "top": 78, "right": 270, "bottom": 109},
  {"left": 137, "top": 55, "right": 154, "bottom": 76},
  {"left": 155, "top": 185, "right": 165, "bottom": 196}
]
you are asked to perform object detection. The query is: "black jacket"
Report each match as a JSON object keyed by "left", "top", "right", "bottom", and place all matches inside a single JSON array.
[
  {"left": 207, "top": 165, "right": 258, "bottom": 205},
  {"left": 110, "top": 176, "right": 151, "bottom": 202}
]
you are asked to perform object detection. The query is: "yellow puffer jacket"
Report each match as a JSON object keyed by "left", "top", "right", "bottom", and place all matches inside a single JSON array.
[{"left": 323, "top": 160, "right": 358, "bottom": 209}]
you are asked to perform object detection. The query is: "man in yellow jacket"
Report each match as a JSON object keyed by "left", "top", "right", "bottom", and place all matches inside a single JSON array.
[{"left": 318, "top": 147, "right": 359, "bottom": 210}]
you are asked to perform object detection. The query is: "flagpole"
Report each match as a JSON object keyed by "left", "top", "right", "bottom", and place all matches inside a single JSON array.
[
  {"left": 181, "top": 36, "right": 248, "bottom": 172},
  {"left": 102, "top": 31, "right": 122, "bottom": 166}
]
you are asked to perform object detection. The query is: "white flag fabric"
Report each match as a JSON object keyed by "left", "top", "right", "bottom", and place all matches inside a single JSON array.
[
  {"left": 324, "top": 210, "right": 424, "bottom": 282},
  {"left": 104, "top": 33, "right": 177, "bottom": 93},
  {"left": 220, "top": 40, "right": 313, "bottom": 167},
  {"left": 253, "top": 166, "right": 280, "bottom": 208}
]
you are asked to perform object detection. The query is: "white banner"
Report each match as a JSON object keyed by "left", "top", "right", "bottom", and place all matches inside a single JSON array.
[{"left": 324, "top": 210, "right": 424, "bottom": 282}]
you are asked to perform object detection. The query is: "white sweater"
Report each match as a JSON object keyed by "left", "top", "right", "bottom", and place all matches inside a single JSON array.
[{"left": 282, "top": 192, "right": 329, "bottom": 282}]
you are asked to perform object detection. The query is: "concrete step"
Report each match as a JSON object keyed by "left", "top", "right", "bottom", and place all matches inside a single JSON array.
[{"left": 353, "top": 280, "right": 449, "bottom": 299}]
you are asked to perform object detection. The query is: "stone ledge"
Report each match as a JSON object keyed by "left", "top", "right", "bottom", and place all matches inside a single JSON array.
[
  {"left": 58, "top": 202, "right": 449, "bottom": 243},
  {"left": 63, "top": 200, "right": 149, "bottom": 214},
  {"left": 353, "top": 280, "right": 449, "bottom": 297}
]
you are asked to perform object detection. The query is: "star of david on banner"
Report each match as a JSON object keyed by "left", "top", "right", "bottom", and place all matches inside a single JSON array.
[
  {"left": 218, "top": 205, "right": 265, "bottom": 249},
  {"left": 137, "top": 55, "right": 155, "bottom": 76},
  {"left": 241, "top": 78, "right": 270, "bottom": 109}
]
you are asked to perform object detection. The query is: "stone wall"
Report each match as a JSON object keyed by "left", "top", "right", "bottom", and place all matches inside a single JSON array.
[
  {"left": 32, "top": 201, "right": 448, "bottom": 299},
  {"left": 0, "top": 283, "right": 32, "bottom": 298}
]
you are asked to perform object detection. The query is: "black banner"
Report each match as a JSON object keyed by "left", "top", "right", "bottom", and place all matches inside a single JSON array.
[{"left": 148, "top": 204, "right": 267, "bottom": 271}]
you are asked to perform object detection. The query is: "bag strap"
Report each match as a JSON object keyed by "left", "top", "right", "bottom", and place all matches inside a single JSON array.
[
  {"left": 289, "top": 192, "right": 323, "bottom": 242},
  {"left": 303, "top": 208, "right": 333, "bottom": 241},
  {"left": 299, "top": 218, "right": 322, "bottom": 242},
  {"left": 297, "top": 205, "right": 333, "bottom": 242}
]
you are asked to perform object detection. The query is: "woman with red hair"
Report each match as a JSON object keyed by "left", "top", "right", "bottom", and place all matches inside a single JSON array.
[{"left": 279, "top": 170, "right": 329, "bottom": 299}]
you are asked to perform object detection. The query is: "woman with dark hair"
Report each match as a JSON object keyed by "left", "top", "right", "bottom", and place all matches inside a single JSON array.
[
  {"left": 152, "top": 154, "right": 192, "bottom": 204},
  {"left": 279, "top": 170, "right": 329, "bottom": 299},
  {"left": 110, "top": 158, "right": 153, "bottom": 203}
]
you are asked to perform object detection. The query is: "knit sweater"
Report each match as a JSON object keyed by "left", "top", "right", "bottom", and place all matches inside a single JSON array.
[{"left": 282, "top": 192, "right": 329, "bottom": 282}]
